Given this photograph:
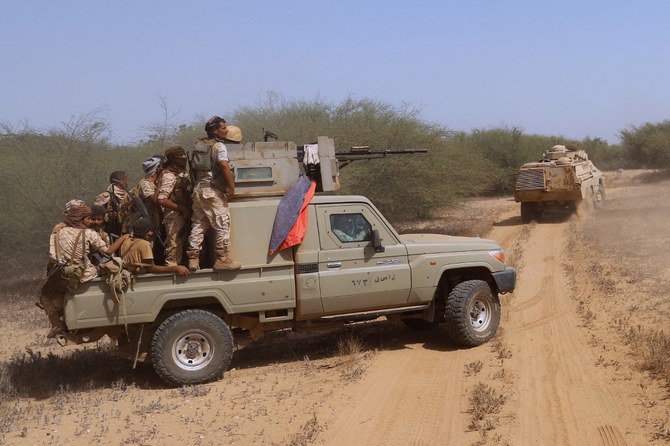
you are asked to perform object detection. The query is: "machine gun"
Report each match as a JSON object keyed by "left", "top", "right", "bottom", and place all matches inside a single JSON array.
[
  {"left": 225, "top": 136, "right": 427, "bottom": 197},
  {"left": 298, "top": 145, "right": 428, "bottom": 169}
]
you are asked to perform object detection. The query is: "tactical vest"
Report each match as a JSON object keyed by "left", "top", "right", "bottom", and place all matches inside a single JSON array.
[
  {"left": 190, "top": 139, "right": 225, "bottom": 190},
  {"left": 190, "top": 139, "right": 216, "bottom": 172},
  {"left": 170, "top": 173, "right": 191, "bottom": 206}
]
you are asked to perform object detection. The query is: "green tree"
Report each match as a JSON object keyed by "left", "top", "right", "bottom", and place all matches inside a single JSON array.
[{"left": 620, "top": 120, "right": 670, "bottom": 169}]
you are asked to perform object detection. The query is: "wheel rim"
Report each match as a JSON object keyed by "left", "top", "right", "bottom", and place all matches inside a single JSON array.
[
  {"left": 594, "top": 188, "right": 605, "bottom": 207},
  {"left": 172, "top": 329, "right": 215, "bottom": 371},
  {"left": 470, "top": 298, "right": 492, "bottom": 332}
]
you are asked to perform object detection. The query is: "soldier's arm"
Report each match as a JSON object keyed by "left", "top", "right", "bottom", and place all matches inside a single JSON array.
[{"left": 218, "top": 160, "right": 235, "bottom": 197}]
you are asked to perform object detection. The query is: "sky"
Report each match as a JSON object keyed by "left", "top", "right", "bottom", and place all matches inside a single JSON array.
[{"left": 2, "top": 0, "right": 669, "bottom": 145}]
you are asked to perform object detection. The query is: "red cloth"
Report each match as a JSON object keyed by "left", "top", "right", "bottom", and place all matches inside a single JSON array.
[{"left": 273, "top": 180, "right": 316, "bottom": 254}]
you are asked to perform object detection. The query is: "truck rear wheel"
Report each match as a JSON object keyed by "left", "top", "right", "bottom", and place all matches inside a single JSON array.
[
  {"left": 151, "top": 309, "right": 234, "bottom": 386},
  {"left": 445, "top": 280, "right": 500, "bottom": 347}
]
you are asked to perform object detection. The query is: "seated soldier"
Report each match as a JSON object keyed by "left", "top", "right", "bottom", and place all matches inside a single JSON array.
[
  {"left": 45, "top": 201, "right": 130, "bottom": 337},
  {"left": 120, "top": 218, "right": 189, "bottom": 276}
]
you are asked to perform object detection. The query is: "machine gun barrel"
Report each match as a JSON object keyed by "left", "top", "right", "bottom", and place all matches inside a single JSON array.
[{"left": 297, "top": 146, "right": 427, "bottom": 168}]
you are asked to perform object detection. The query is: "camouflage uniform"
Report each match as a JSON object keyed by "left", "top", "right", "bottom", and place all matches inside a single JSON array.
[
  {"left": 49, "top": 227, "right": 109, "bottom": 283},
  {"left": 188, "top": 140, "right": 232, "bottom": 252},
  {"left": 157, "top": 170, "right": 190, "bottom": 265},
  {"left": 94, "top": 184, "right": 131, "bottom": 235},
  {"left": 43, "top": 226, "right": 109, "bottom": 335}
]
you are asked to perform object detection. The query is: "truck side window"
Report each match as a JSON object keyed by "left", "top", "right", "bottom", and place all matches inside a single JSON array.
[{"left": 330, "top": 213, "right": 372, "bottom": 243}]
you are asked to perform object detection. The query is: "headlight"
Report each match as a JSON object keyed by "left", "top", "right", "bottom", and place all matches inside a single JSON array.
[{"left": 489, "top": 249, "right": 506, "bottom": 264}]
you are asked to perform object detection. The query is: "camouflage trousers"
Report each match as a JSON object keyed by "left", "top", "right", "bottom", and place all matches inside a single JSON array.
[
  {"left": 163, "top": 210, "right": 188, "bottom": 265},
  {"left": 188, "top": 186, "right": 231, "bottom": 251}
]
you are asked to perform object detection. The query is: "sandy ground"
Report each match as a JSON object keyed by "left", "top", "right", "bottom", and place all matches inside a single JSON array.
[{"left": 2, "top": 169, "right": 670, "bottom": 445}]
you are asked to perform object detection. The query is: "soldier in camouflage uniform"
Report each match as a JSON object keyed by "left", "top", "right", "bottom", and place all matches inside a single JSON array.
[
  {"left": 94, "top": 170, "right": 131, "bottom": 237},
  {"left": 44, "top": 201, "right": 129, "bottom": 337},
  {"left": 186, "top": 116, "right": 241, "bottom": 271},
  {"left": 156, "top": 146, "right": 191, "bottom": 266}
]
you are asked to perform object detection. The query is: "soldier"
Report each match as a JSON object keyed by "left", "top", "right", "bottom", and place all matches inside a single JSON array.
[
  {"left": 156, "top": 146, "right": 191, "bottom": 266},
  {"left": 135, "top": 155, "right": 164, "bottom": 227},
  {"left": 119, "top": 218, "right": 189, "bottom": 276},
  {"left": 94, "top": 170, "right": 131, "bottom": 238},
  {"left": 43, "top": 201, "right": 129, "bottom": 337},
  {"left": 134, "top": 155, "right": 166, "bottom": 263},
  {"left": 186, "top": 116, "right": 241, "bottom": 271},
  {"left": 89, "top": 205, "right": 111, "bottom": 245}
]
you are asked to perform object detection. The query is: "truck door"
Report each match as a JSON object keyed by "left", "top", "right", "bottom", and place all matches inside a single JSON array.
[{"left": 316, "top": 204, "right": 411, "bottom": 314}]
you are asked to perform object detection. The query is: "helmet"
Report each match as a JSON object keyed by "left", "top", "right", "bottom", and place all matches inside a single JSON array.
[{"left": 225, "top": 125, "right": 243, "bottom": 142}]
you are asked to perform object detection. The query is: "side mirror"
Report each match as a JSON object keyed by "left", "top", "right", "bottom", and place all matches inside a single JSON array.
[{"left": 372, "top": 229, "right": 385, "bottom": 253}]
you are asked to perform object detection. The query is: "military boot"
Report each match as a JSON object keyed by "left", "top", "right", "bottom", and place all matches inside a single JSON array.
[
  {"left": 213, "top": 249, "right": 241, "bottom": 271},
  {"left": 46, "top": 311, "right": 67, "bottom": 338},
  {"left": 186, "top": 250, "right": 200, "bottom": 271}
]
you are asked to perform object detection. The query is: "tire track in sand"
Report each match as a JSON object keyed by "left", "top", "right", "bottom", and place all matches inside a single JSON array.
[{"left": 491, "top": 219, "right": 634, "bottom": 445}]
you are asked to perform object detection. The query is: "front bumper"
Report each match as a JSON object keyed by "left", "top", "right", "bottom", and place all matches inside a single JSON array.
[{"left": 492, "top": 267, "right": 516, "bottom": 293}]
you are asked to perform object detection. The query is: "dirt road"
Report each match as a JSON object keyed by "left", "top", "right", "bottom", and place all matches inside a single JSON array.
[
  {"left": 2, "top": 171, "right": 669, "bottom": 445},
  {"left": 321, "top": 172, "right": 670, "bottom": 446}
]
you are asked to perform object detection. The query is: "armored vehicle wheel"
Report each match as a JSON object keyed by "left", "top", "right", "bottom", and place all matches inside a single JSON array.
[
  {"left": 151, "top": 309, "right": 234, "bottom": 386},
  {"left": 445, "top": 280, "right": 500, "bottom": 347},
  {"left": 520, "top": 202, "right": 534, "bottom": 223},
  {"left": 593, "top": 185, "right": 606, "bottom": 209}
]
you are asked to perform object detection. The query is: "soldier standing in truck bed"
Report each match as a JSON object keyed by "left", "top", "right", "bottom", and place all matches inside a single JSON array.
[
  {"left": 185, "top": 116, "right": 241, "bottom": 271},
  {"left": 94, "top": 170, "right": 131, "bottom": 238},
  {"left": 156, "top": 146, "right": 191, "bottom": 266}
]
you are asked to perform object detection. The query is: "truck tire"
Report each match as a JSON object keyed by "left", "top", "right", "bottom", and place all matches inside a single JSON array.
[
  {"left": 520, "top": 202, "right": 533, "bottom": 223},
  {"left": 151, "top": 309, "right": 234, "bottom": 386},
  {"left": 445, "top": 280, "right": 500, "bottom": 347}
]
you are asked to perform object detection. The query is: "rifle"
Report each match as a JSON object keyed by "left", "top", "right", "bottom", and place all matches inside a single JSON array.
[
  {"left": 105, "top": 184, "right": 122, "bottom": 239},
  {"left": 132, "top": 195, "right": 166, "bottom": 249}
]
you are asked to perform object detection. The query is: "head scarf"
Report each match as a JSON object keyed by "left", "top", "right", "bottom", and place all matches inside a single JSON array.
[
  {"left": 64, "top": 203, "right": 91, "bottom": 229},
  {"left": 142, "top": 155, "right": 162, "bottom": 177},
  {"left": 164, "top": 145, "right": 187, "bottom": 171},
  {"left": 64, "top": 199, "right": 86, "bottom": 215}
]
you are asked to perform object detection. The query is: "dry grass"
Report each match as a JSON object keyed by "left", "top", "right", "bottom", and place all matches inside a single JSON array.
[
  {"left": 464, "top": 360, "right": 483, "bottom": 377},
  {"left": 637, "top": 330, "right": 670, "bottom": 389},
  {"left": 278, "top": 413, "right": 323, "bottom": 446},
  {"left": 335, "top": 332, "right": 367, "bottom": 382},
  {"left": 490, "top": 338, "right": 512, "bottom": 361},
  {"left": 467, "top": 382, "right": 506, "bottom": 432}
]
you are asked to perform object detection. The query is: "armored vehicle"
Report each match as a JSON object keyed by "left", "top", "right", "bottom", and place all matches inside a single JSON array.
[
  {"left": 50, "top": 136, "right": 516, "bottom": 386},
  {"left": 514, "top": 144, "right": 606, "bottom": 223}
]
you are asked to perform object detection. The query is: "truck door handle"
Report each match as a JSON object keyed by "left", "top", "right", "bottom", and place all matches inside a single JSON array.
[{"left": 327, "top": 262, "right": 342, "bottom": 268}]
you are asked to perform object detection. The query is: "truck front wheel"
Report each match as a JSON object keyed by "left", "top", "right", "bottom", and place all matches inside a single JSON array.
[
  {"left": 445, "top": 280, "right": 500, "bottom": 347},
  {"left": 151, "top": 309, "right": 234, "bottom": 386}
]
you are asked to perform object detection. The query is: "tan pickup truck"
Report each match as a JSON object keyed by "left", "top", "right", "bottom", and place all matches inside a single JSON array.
[{"left": 57, "top": 137, "right": 516, "bottom": 386}]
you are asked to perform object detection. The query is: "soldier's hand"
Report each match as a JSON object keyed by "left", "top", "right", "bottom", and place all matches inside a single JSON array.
[{"left": 175, "top": 265, "right": 190, "bottom": 277}]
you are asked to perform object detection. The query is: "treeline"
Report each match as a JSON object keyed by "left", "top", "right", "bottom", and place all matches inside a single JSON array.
[{"left": 0, "top": 94, "right": 667, "bottom": 277}]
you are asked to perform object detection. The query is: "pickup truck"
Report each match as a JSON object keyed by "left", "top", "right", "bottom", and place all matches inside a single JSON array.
[{"left": 61, "top": 193, "right": 515, "bottom": 386}]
